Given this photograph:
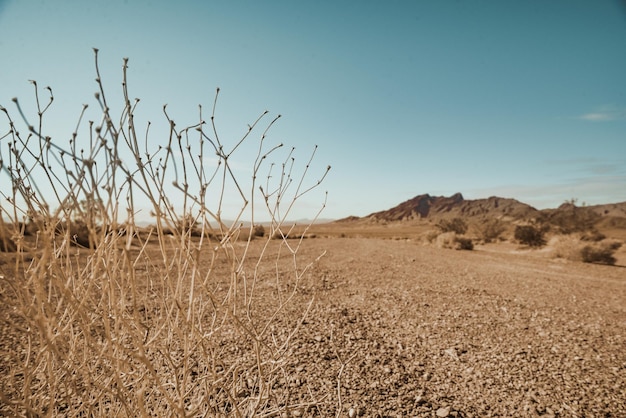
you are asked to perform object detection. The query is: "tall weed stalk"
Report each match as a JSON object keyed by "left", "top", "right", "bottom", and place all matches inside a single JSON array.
[{"left": 0, "top": 49, "right": 330, "bottom": 417}]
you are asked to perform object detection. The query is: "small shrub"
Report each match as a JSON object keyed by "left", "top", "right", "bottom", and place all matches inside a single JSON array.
[
  {"left": 0, "top": 50, "right": 331, "bottom": 417},
  {"left": 436, "top": 231, "right": 457, "bottom": 249},
  {"left": 253, "top": 224, "right": 265, "bottom": 237},
  {"left": 176, "top": 213, "right": 202, "bottom": 236},
  {"left": 436, "top": 218, "right": 468, "bottom": 235},
  {"left": 479, "top": 218, "right": 506, "bottom": 243},
  {"left": 435, "top": 232, "right": 473, "bottom": 250},
  {"left": 549, "top": 234, "right": 585, "bottom": 262},
  {"left": 68, "top": 220, "right": 93, "bottom": 248},
  {"left": 514, "top": 224, "right": 546, "bottom": 247},
  {"left": 424, "top": 229, "right": 440, "bottom": 243},
  {"left": 551, "top": 235, "right": 622, "bottom": 265},
  {"left": 580, "top": 243, "right": 621, "bottom": 265},
  {"left": 455, "top": 237, "right": 474, "bottom": 250}
]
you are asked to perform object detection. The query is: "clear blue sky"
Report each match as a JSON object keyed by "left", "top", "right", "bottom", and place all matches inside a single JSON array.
[{"left": 1, "top": 1, "right": 625, "bottom": 222}]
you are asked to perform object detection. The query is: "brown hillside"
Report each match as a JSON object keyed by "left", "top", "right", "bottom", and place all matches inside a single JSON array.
[
  {"left": 536, "top": 201, "right": 626, "bottom": 236},
  {"left": 588, "top": 201, "right": 626, "bottom": 234},
  {"left": 333, "top": 193, "right": 626, "bottom": 240},
  {"left": 589, "top": 201, "right": 626, "bottom": 217},
  {"left": 362, "top": 193, "right": 538, "bottom": 223},
  {"left": 366, "top": 193, "right": 462, "bottom": 221}
]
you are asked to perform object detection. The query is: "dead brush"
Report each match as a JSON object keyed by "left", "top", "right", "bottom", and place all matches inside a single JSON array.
[
  {"left": 549, "top": 234, "right": 586, "bottom": 262},
  {"left": 549, "top": 234, "right": 622, "bottom": 265},
  {"left": 0, "top": 49, "right": 330, "bottom": 417}
]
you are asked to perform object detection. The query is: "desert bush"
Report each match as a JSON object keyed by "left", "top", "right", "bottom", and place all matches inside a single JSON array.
[
  {"left": 435, "top": 231, "right": 473, "bottom": 250},
  {"left": 479, "top": 218, "right": 507, "bottom": 243},
  {"left": 514, "top": 224, "right": 547, "bottom": 247},
  {"left": 436, "top": 231, "right": 457, "bottom": 249},
  {"left": 423, "top": 229, "right": 441, "bottom": 243},
  {"left": 66, "top": 219, "right": 92, "bottom": 248},
  {"left": 581, "top": 240, "right": 622, "bottom": 265},
  {"left": 549, "top": 234, "right": 585, "bottom": 262},
  {"left": 436, "top": 217, "right": 468, "bottom": 235},
  {"left": 0, "top": 50, "right": 330, "bottom": 416},
  {"left": 550, "top": 234, "right": 622, "bottom": 265},
  {"left": 253, "top": 224, "right": 266, "bottom": 237},
  {"left": 455, "top": 236, "right": 474, "bottom": 250}
]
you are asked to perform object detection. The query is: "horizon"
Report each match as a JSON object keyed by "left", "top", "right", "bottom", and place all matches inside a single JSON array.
[
  {"left": 1, "top": 1, "right": 625, "bottom": 223},
  {"left": 3, "top": 189, "right": 623, "bottom": 226}
]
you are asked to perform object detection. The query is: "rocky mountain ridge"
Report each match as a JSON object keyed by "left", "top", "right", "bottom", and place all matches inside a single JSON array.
[{"left": 338, "top": 193, "right": 626, "bottom": 226}]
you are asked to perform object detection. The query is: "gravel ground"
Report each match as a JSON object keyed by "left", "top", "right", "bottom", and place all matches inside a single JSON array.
[
  {"left": 268, "top": 238, "right": 626, "bottom": 417},
  {"left": 1, "top": 237, "right": 624, "bottom": 417}
]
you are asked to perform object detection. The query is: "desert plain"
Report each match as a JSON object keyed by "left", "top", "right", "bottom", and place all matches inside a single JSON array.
[
  {"left": 271, "top": 228, "right": 626, "bottom": 417},
  {"left": 3, "top": 217, "right": 625, "bottom": 417}
]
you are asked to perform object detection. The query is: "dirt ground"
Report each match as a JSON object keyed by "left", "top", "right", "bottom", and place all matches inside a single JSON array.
[
  {"left": 269, "top": 237, "right": 626, "bottom": 417},
  {"left": 1, "top": 236, "right": 625, "bottom": 417}
]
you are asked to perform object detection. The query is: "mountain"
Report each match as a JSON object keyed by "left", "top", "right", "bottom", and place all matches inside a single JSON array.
[
  {"left": 337, "top": 193, "right": 626, "bottom": 228},
  {"left": 341, "top": 193, "right": 538, "bottom": 223}
]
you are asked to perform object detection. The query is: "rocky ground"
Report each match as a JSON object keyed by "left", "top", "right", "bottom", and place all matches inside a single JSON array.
[
  {"left": 267, "top": 238, "right": 626, "bottom": 417},
  {"left": 1, "top": 237, "right": 625, "bottom": 417}
]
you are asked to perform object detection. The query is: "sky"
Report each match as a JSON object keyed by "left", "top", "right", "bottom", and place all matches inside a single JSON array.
[{"left": 1, "top": 0, "right": 625, "bottom": 223}]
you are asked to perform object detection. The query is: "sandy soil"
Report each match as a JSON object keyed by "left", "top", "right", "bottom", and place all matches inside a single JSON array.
[{"left": 1, "top": 237, "right": 625, "bottom": 417}]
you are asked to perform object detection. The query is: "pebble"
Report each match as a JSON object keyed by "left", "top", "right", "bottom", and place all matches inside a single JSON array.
[{"left": 436, "top": 406, "right": 450, "bottom": 417}]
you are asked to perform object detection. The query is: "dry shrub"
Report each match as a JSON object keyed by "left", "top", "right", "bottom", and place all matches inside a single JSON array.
[
  {"left": 455, "top": 236, "right": 474, "bottom": 250},
  {"left": 581, "top": 240, "right": 622, "bottom": 265},
  {"left": 549, "top": 234, "right": 585, "bottom": 262},
  {"left": 436, "top": 217, "right": 468, "bottom": 235},
  {"left": 423, "top": 229, "right": 440, "bottom": 244},
  {"left": 253, "top": 224, "right": 266, "bottom": 237},
  {"left": 0, "top": 50, "right": 330, "bottom": 417},
  {"left": 479, "top": 218, "right": 507, "bottom": 243},
  {"left": 550, "top": 234, "right": 622, "bottom": 265},
  {"left": 514, "top": 224, "right": 547, "bottom": 247},
  {"left": 435, "top": 232, "right": 473, "bottom": 250},
  {"left": 436, "top": 231, "right": 457, "bottom": 249}
]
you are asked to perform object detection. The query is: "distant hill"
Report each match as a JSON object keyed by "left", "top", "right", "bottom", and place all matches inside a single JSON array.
[
  {"left": 588, "top": 202, "right": 626, "bottom": 218},
  {"left": 336, "top": 193, "right": 626, "bottom": 230},
  {"left": 338, "top": 193, "right": 538, "bottom": 223}
]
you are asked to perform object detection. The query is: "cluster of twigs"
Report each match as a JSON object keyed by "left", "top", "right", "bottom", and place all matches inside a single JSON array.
[{"left": 0, "top": 49, "right": 330, "bottom": 416}]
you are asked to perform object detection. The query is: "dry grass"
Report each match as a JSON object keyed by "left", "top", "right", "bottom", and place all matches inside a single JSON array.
[{"left": 0, "top": 50, "right": 330, "bottom": 417}]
